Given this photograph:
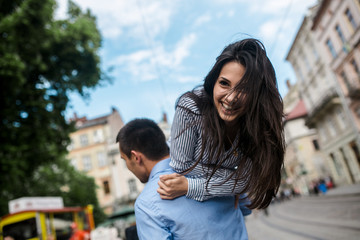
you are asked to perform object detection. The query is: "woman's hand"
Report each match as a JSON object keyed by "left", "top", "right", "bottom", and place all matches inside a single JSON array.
[{"left": 157, "top": 173, "right": 188, "bottom": 199}]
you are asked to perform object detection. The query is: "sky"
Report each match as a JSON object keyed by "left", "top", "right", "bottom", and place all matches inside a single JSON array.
[{"left": 56, "top": 0, "right": 318, "bottom": 124}]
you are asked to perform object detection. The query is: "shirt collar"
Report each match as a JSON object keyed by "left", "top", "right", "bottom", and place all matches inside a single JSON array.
[{"left": 148, "top": 157, "right": 171, "bottom": 180}]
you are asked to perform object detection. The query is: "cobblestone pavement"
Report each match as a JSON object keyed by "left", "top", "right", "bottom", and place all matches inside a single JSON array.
[{"left": 245, "top": 184, "right": 360, "bottom": 240}]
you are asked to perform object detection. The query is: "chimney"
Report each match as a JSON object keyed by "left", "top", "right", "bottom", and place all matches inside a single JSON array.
[
  {"left": 286, "top": 79, "right": 292, "bottom": 89},
  {"left": 162, "top": 112, "right": 167, "bottom": 123}
]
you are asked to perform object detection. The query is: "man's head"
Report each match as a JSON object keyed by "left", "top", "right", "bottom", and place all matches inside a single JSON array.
[{"left": 116, "top": 118, "right": 169, "bottom": 183}]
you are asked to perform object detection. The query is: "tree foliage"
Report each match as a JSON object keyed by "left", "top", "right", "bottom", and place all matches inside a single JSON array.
[
  {"left": 26, "top": 158, "right": 106, "bottom": 224},
  {"left": 0, "top": 0, "right": 109, "bottom": 222}
]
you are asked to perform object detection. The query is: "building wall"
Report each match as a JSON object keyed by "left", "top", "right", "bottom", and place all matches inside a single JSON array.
[
  {"left": 68, "top": 109, "right": 144, "bottom": 215},
  {"left": 311, "top": 0, "right": 360, "bottom": 185},
  {"left": 284, "top": 119, "right": 322, "bottom": 194},
  {"left": 286, "top": 0, "right": 360, "bottom": 187}
]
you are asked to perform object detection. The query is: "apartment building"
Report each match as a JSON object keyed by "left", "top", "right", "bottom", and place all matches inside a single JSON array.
[
  {"left": 311, "top": 0, "right": 360, "bottom": 184},
  {"left": 67, "top": 108, "right": 144, "bottom": 214},
  {"left": 283, "top": 81, "right": 329, "bottom": 194},
  {"left": 286, "top": 0, "right": 360, "bottom": 186}
]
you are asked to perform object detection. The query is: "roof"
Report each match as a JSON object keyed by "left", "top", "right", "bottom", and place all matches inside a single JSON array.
[
  {"left": 70, "top": 108, "right": 120, "bottom": 129},
  {"left": 77, "top": 115, "right": 108, "bottom": 129},
  {"left": 285, "top": 100, "right": 308, "bottom": 121}
]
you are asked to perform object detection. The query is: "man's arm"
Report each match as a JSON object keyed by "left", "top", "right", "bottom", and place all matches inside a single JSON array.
[{"left": 135, "top": 198, "right": 173, "bottom": 240}]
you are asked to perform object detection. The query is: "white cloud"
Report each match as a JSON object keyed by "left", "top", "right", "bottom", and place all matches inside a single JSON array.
[
  {"left": 176, "top": 75, "right": 200, "bottom": 83},
  {"left": 193, "top": 14, "right": 212, "bottom": 27},
  {"left": 114, "top": 33, "right": 197, "bottom": 82},
  {"left": 173, "top": 33, "right": 197, "bottom": 66},
  {"left": 217, "top": 0, "right": 317, "bottom": 15},
  {"left": 259, "top": 20, "right": 281, "bottom": 42},
  {"left": 227, "top": 10, "right": 235, "bottom": 18},
  {"left": 55, "top": 0, "right": 178, "bottom": 40}
]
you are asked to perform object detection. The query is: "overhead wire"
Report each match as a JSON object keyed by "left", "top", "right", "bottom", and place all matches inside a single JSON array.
[
  {"left": 136, "top": 0, "right": 170, "bottom": 117},
  {"left": 268, "top": 0, "right": 295, "bottom": 58}
]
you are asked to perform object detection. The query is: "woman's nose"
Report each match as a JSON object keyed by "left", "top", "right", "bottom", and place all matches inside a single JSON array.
[{"left": 225, "top": 91, "right": 238, "bottom": 103}]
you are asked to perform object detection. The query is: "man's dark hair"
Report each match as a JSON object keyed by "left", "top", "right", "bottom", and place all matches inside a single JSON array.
[{"left": 116, "top": 118, "right": 169, "bottom": 160}]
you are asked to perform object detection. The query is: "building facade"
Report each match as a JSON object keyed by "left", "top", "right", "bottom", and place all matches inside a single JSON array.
[
  {"left": 283, "top": 81, "right": 329, "bottom": 194},
  {"left": 286, "top": 0, "right": 360, "bottom": 186},
  {"left": 67, "top": 108, "right": 144, "bottom": 214}
]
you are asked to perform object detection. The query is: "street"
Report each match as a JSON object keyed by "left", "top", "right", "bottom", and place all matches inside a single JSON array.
[{"left": 245, "top": 184, "right": 360, "bottom": 240}]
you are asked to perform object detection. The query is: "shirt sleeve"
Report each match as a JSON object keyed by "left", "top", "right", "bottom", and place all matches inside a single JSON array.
[
  {"left": 187, "top": 169, "right": 247, "bottom": 201},
  {"left": 170, "top": 95, "right": 247, "bottom": 201},
  {"left": 170, "top": 98, "right": 199, "bottom": 173},
  {"left": 135, "top": 198, "right": 173, "bottom": 240}
]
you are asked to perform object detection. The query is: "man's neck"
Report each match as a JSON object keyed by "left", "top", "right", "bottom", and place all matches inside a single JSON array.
[{"left": 144, "top": 155, "right": 170, "bottom": 177}]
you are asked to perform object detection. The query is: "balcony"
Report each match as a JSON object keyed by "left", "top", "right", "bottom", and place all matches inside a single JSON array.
[
  {"left": 346, "top": 77, "right": 360, "bottom": 99},
  {"left": 305, "top": 87, "right": 341, "bottom": 128}
]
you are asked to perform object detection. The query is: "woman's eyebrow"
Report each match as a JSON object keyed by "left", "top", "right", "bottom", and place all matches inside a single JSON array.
[{"left": 219, "top": 76, "right": 230, "bottom": 81}]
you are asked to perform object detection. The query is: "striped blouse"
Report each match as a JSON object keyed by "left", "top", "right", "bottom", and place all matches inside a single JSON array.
[{"left": 170, "top": 91, "right": 247, "bottom": 201}]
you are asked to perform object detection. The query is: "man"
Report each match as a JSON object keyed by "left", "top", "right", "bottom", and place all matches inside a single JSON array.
[{"left": 116, "top": 118, "right": 248, "bottom": 239}]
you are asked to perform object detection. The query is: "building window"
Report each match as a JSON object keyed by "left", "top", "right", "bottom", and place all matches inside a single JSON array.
[
  {"left": 312, "top": 139, "right": 320, "bottom": 150},
  {"left": 350, "top": 141, "right": 360, "bottom": 166},
  {"left": 303, "top": 53, "right": 311, "bottom": 72},
  {"left": 80, "top": 134, "right": 89, "bottom": 147},
  {"left": 319, "top": 126, "right": 327, "bottom": 142},
  {"left": 70, "top": 158, "right": 77, "bottom": 169},
  {"left": 335, "top": 25, "right": 346, "bottom": 44},
  {"left": 103, "top": 180, "right": 110, "bottom": 195},
  {"left": 128, "top": 179, "right": 138, "bottom": 194},
  {"left": 356, "top": 106, "right": 360, "bottom": 118},
  {"left": 295, "top": 64, "right": 305, "bottom": 81},
  {"left": 340, "top": 71, "right": 351, "bottom": 90},
  {"left": 335, "top": 107, "right": 346, "bottom": 130},
  {"left": 326, "top": 39, "right": 337, "bottom": 58},
  {"left": 330, "top": 153, "right": 343, "bottom": 176},
  {"left": 312, "top": 44, "right": 319, "bottom": 61},
  {"left": 97, "top": 152, "right": 107, "bottom": 167},
  {"left": 345, "top": 8, "right": 357, "bottom": 30},
  {"left": 82, "top": 155, "right": 92, "bottom": 171},
  {"left": 67, "top": 140, "right": 74, "bottom": 151},
  {"left": 326, "top": 117, "right": 337, "bottom": 137},
  {"left": 351, "top": 59, "right": 360, "bottom": 77},
  {"left": 93, "top": 129, "right": 104, "bottom": 143}
]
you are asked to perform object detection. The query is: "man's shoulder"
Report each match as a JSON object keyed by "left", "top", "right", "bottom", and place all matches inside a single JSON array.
[
  {"left": 134, "top": 174, "right": 175, "bottom": 218},
  {"left": 136, "top": 170, "right": 171, "bottom": 206}
]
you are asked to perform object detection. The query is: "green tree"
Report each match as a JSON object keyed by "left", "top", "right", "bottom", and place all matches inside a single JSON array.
[
  {"left": 0, "top": 0, "right": 110, "bottom": 221},
  {"left": 26, "top": 158, "right": 106, "bottom": 224}
]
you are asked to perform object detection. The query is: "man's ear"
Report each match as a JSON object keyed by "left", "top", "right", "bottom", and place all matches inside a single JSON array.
[{"left": 130, "top": 150, "right": 143, "bottom": 165}]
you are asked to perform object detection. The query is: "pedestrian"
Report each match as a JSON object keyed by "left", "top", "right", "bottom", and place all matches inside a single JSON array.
[
  {"left": 157, "top": 38, "right": 285, "bottom": 211},
  {"left": 69, "top": 222, "right": 89, "bottom": 240},
  {"left": 318, "top": 178, "right": 327, "bottom": 194},
  {"left": 312, "top": 180, "right": 319, "bottom": 196},
  {"left": 116, "top": 119, "right": 248, "bottom": 239}
]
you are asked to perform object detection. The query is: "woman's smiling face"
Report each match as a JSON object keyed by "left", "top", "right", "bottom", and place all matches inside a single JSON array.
[{"left": 213, "top": 61, "right": 246, "bottom": 126}]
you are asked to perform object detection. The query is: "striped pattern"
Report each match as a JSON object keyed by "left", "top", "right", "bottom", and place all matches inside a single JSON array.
[{"left": 170, "top": 92, "right": 247, "bottom": 201}]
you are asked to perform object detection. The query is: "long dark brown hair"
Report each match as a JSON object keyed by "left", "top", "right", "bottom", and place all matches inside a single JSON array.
[{"left": 179, "top": 38, "right": 285, "bottom": 209}]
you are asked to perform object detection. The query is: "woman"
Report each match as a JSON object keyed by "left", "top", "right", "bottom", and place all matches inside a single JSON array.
[{"left": 157, "top": 38, "right": 285, "bottom": 209}]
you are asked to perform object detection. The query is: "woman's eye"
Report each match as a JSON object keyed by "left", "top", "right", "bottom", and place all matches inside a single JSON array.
[{"left": 219, "top": 80, "right": 229, "bottom": 86}]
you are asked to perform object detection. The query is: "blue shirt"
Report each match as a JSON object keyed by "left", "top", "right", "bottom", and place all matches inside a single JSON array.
[{"left": 135, "top": 158, "right": 249, "bottom": 240}]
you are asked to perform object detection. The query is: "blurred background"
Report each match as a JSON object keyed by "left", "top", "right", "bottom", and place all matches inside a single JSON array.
[{"left": 1, "top": 0, "right": 360, "bottom": 239}]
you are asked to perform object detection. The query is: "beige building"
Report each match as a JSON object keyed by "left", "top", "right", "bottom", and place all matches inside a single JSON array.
[
  {"left": 310, "top": 0, "right": 360, "bottom": 184},
  {"left": 283, "top": 81, "right": 329, "bottom": 194},
  {"left": 286, "top": 0, "right": 360, "bottom": 186},
  {"left": 67, "top": 108, "right": 144, "bottom": 214}
]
